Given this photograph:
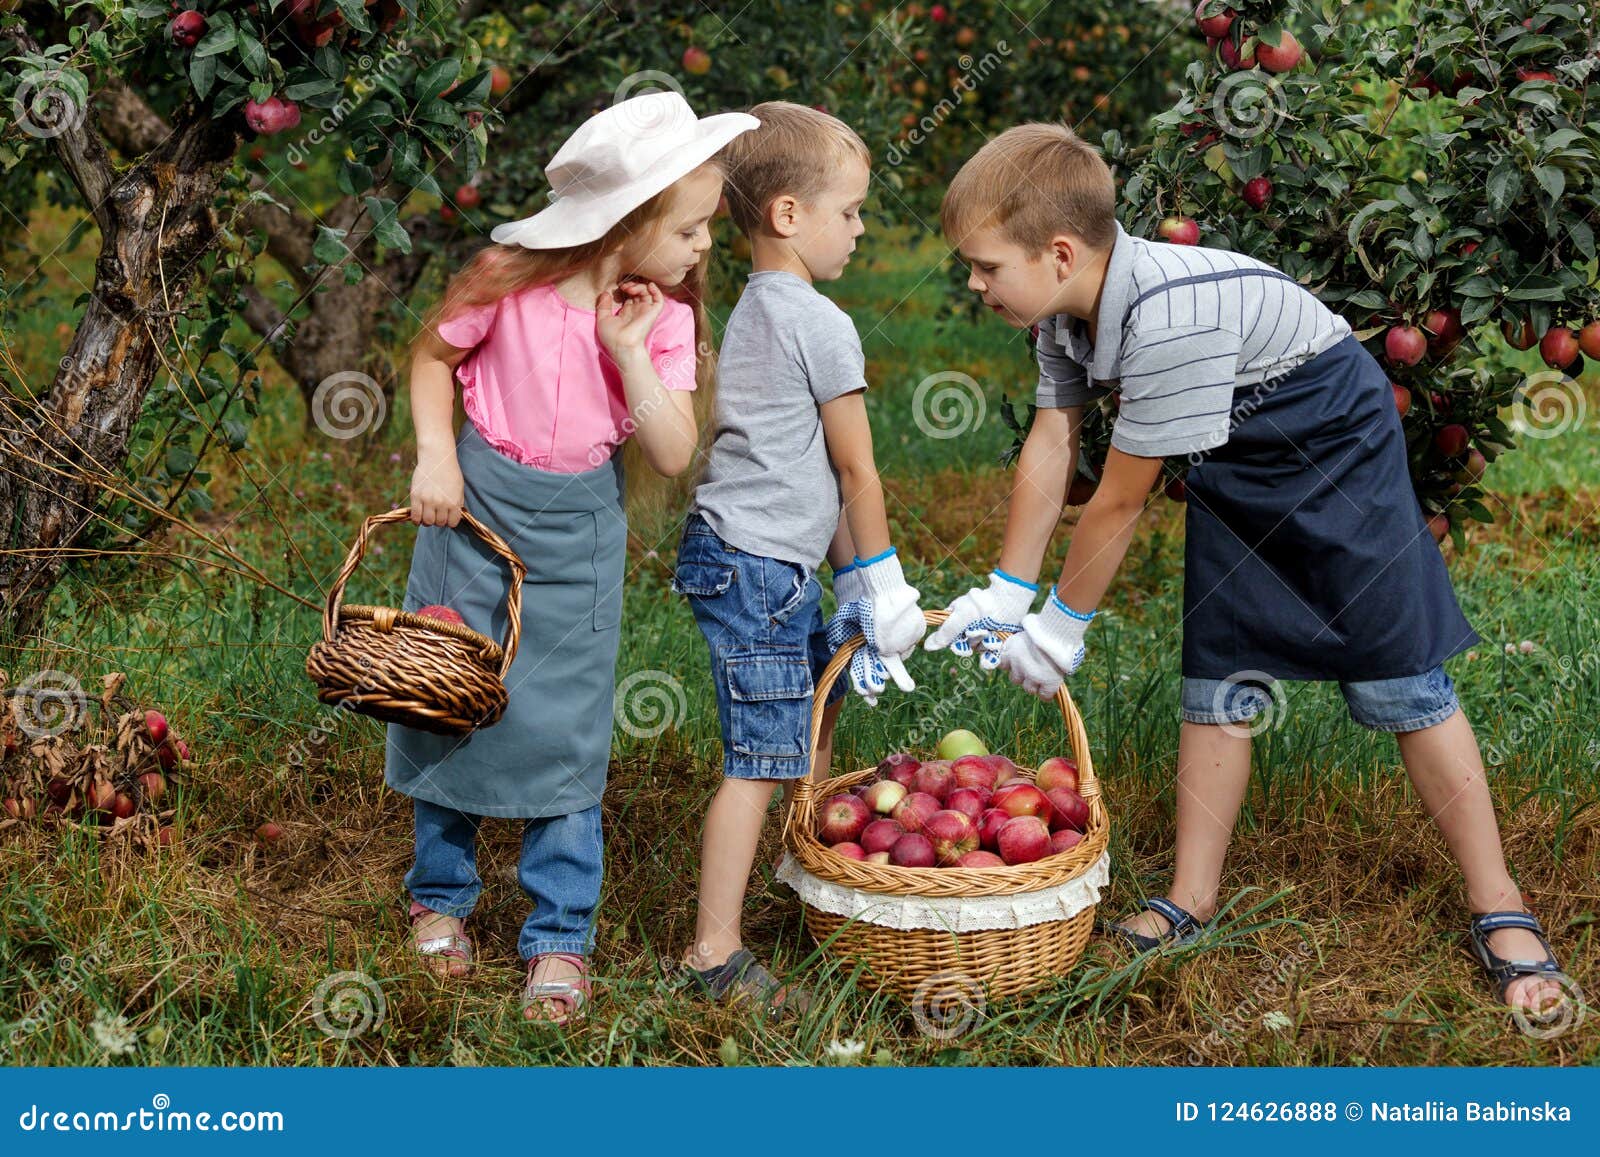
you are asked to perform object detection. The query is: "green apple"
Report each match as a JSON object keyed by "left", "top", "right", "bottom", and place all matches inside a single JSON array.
[{"left": 935, "top": 728, "right": 988, "bottom": 761}]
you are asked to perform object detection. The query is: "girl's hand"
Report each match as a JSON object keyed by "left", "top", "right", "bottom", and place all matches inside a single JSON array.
[
  {"left": 411, "top": 452, "right": 465, "bottom": 527},
  {"left": 595, "top": 280, "right": 664, "bottom": 365}
]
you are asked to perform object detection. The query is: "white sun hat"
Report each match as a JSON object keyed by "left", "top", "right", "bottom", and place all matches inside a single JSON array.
[{"left": 490, "top": 91, "right": 759, "bottom": 250}]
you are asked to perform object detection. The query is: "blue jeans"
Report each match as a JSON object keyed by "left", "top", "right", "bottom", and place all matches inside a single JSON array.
[
  {"left": 406, "top": 797, "right": 601, "bottom": 959},
  {"left": 672, "top": 511, "right": 845, "bottom": 780},
  {"left": 1181, "top": 664, "right": 1461, "bottom": 733}
]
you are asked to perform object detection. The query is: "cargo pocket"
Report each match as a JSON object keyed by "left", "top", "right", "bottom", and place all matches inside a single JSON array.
[{"left": 724, "top": 645, "right": 813, "bottom": 759}]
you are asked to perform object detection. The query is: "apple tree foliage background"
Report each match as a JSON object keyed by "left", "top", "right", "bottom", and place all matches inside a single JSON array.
[{"left": 0, "top": 0, "right": 1596, "bottom": 641}]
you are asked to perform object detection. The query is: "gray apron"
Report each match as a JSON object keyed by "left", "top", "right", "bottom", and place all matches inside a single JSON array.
[{"left": 384, "top": 420, "right": 625, "bottom": 818}]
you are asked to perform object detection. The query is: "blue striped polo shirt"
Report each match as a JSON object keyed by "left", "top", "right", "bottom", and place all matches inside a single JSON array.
[{"left": 1035, "top": 221, "right": 1351, "bottom": 458}]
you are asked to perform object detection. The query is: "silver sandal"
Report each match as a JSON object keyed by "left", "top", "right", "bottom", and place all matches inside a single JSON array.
[
  {"left": 409, "top": 900, "right": 473, "bottom": 977},
  {"left": 523, "top": 952, "right": 590, "bottom": 1025}
]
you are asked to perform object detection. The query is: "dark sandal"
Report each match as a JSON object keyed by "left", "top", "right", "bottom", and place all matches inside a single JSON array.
[
  {"left": 1467, "top": 910, "right": 1572, "bottom": 1021},
  {"left": 1096, "top": 897, "right": 1207, "bottom": 951},
  {"left": 409, "top": 900, "right": 473, "bottom": 978},
  {"left": 682, "top": 947, "right": 810, "bottom": 1015},
  {"left": 523, "top": 952, "right": 590, "bottom": 1026}
]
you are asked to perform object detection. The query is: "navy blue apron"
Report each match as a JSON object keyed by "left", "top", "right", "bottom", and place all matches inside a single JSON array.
[
  {"left": 384, "top": 420, "right": 626, "bottom": 818},
  {"left": 1181, "top": 333, "right": 1478, "bottom": 682}
]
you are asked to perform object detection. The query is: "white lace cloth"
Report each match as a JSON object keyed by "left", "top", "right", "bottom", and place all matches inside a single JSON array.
[{"left": 776, "top": 848, "right": 1111, "bottom": 933}]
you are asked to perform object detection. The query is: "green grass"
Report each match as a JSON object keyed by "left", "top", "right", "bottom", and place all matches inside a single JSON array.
[{"left": 4, "top": 218, "right": 1599, "bottom": 1069}]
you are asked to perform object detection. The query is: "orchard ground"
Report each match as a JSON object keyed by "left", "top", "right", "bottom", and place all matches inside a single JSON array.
[{"left": 2, "top": 215, "right": 1598, "bottom": 1067}]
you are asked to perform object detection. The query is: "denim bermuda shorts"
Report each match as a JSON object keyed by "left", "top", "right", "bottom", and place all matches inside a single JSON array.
[
  {"left": 1181, "top": 664, "right": 1461, "bottom": 733},
  {"left": 671, "top": 512, "right": 846, "bottom": 780}
]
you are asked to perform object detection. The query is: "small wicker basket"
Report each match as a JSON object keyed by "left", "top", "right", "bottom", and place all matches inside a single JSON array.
[
  {"left": 305, "top": 507, "right": 526, "bottom": 736},
  {"left": 780, "top": 610, "right": 1110, "bottom": 1002}
]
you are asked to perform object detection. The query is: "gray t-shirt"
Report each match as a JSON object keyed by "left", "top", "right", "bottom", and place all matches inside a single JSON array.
[{"left": 692, "top": 271, "right": 866, "bottom": 568}]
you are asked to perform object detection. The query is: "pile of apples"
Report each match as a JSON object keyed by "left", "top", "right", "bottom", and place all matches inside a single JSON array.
[{"left": 814, "top": 730, "right": 1090, "bottom": 869}]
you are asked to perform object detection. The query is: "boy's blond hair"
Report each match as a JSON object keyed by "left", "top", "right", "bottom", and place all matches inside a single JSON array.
[
  {"left": 720, "top": 101, "right": 871, "bottom": 235},
  {"left": 940, "top": 122, "right": 1117, "bottom": 253}
]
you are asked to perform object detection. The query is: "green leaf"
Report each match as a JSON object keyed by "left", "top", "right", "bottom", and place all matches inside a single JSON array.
[
  {"left": 313, "top": 225, "right": 350, "bottom": 265},
  {"left": 192, "top": 28, "right": 238, "bottom": 60},
  {"left": 237, "top": 28, "right": 269, "bottom": 77},
  {"left": 165, "top": 444, "right": 197, "bottom": 477},
  {"left": 1532, "top": 165, "right": 1564, "bottom": 201},
  {"left": 1485, "top": 162, "right": 1522, "bottom": 220},
  {"left": 284, "top": 77, "right": 340, "bottom": 102},
  {"left": 414, "top": 59, "right": 461, "bottom": 103},
  {"left": 222, "top": 418, "right": 250, "bottom": 451},
  {"left": 338, "top": 159, "right": 375, "bottom": 196},
  {"left": 189, "top": 52, "right": 218, "bottom": 100},
  {"left": 363, "top": 195, "right": 412, "bottom": 254}
]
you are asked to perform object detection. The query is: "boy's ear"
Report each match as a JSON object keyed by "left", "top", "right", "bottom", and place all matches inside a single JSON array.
[
  {"left": 1048, "top": 235, "right": 1079, "bottom": 281},
  {"left": 766, "top": 193, "right": 800, "bottom": 238}
]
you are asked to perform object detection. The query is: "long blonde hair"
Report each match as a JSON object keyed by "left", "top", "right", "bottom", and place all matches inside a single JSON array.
[{"left": 414, "top": 167, "right": 721, "bottom": 534}]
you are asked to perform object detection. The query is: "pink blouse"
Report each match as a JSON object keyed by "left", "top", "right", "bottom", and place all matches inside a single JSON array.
[{"left": 437, "top": 282, "right": 697, "bottom": 473}]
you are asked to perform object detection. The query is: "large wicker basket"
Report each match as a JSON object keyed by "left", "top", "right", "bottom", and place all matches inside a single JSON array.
[
  {"left": 305, "top": 507, "right": 526, "bottom": 736},
  {"left": 779, "top": 610, "right": 1110, "bottom": 1003}
]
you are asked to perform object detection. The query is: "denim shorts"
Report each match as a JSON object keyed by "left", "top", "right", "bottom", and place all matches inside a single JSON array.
[
  {"left": 672, "top": 512, "right": 846, "bottom": 780},
  {"left": 1180, "top": 664, "right": 1461, "bottom": 733}
]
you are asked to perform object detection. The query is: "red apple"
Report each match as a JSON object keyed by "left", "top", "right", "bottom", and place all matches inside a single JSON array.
[
  {"left": 1391, "top": 382, "right": 1412, "bottom": 417},
  {"left": 997, "top": 815, "right": 1053, "bottom": 865},
  {"left": 925, "top": 810, "right": 980, "bottom": 866},
  {"left": 113, "top": 793, "right": 137, "bottom": 820},
  {"left": 945, "top": 787, "right": 987, "bottom": 822},
  {"left": 1502, "top": 316, "right": 1538, "bottom": 350},
  {"left": 911, "top": 762, "right": 954, "bottom": 802},
  {"left": 416, "top": 604, "right": 464, "bottom": 624},
  {"left": 439, "top": 205, "right": 458, "bottom": 223},
  {"left": 1456, "top": 448, "right": 1488, "bottom": 484},
  {"left": 1044, "top": 787, "right": 1089, "bottom": 833},
  {"left": 1035, "top": 756, "right": 1080, "bottom": 794},
  {"left": 682, "top": 46, "right": 712, "bottom": 75},
  {"left": 1217, "top": 37, "right": 1255, "bottom": 69},
  {"left": 832, "top": 841, "right": 866, "bottom": 861},
  {"left": 157, "top": 826, "right": 175, "bottom": 847},
  {"left": 977, "top": 807, "right": 1011, "bottom": 850},
  {"left": 1540, "top": 327, "right": 1579, "bottom": 371},
  {"left": 84, "top": 779, "right": 117, "bottom": 816},
  {"left": 1576, "top": 321, "right": 1600, "bottom": 360},
  {"left": 861, "top": 779, "right": 908, "bottom": 815},
  {"left": 255, "top": 821, "right": 284, "bottom": 844},
  {"left": 455, "top": 184, "right": 481, "bottom": 210},
  {"left": 891, "top": 792, "right": 942, "bottom": 834},
  {"left": 1194, "top": 2, "right": 1234, "bottom": 39},
  {"left": 865, "top": 850, "right": 891, "bottom": 864},
  {"left": 931, "top": 4, "right": 949, "bottom": 22},
  {"left": 1256, "top": 29, "right": 1303, "bottom": 73},
  {"left": 3, "top": 797, "right": 36, "bottom": 820},
  {"left": 175, "top": 739, "right": 191, "bottom": 762},
  {"left": 145, "top": 709, "right": 169, "bottom": 745},
  {"left": 1241, "top": 176, "right": 1271, "bottom": 211},
  {"left": 244, "top": 95, "right": 301, "bottom": 136},
  {"left": 889, "top": 832, "right": 937, "bottom": 868},
  {"left": 138, "top": 772, "right": 167, "bottom": 804},
  {"left": 951, "top": 755, "right": 997, "bottom": 792},
  {"left": 981, "top": 754, "right": 1020, "bottom": 786},
  {"left": 1158, "top": 216, "right": 1200, "bottom": 245},
  {"left": 489, "top": 65, "right": 511, "bottom": 95},
  {"left": 817, "top": 793, "right": 872, "bottom": 845},
  {"left": 1384, "top": 325, "right": 1427, "bottom": 366},
  {"left": 1428, "top": 512, "right": 1449, "bottom": 542},
  {"left": 958, "top": 850, "right": 1007, "bottom": 869},
  {"left": 992, "top": 782, "right": 1052, "bottom": 822},
  {"left": 876, "top": 752, "right": 921, "bottom": 785},
  {"left": 168, "top": 10, "right": 206, "bottom": 48},
  {"left": 1433, "top": 423, "right": 1469, "bottom": 458},
  {"left": 1515, "top": 69, "right": 1558, "bottom": 84},
  {"left": 1424, "top": 306, "right": 1463, "bottom": 354},
  {"left": 860, "top": 819, "right": 905, "bottom": 855},
  {"left": 1050, "top": 829, "right": 1084, "bottom": 855},
  {"left": 46, "top": 777, "right": 72, "bottom": 806}
]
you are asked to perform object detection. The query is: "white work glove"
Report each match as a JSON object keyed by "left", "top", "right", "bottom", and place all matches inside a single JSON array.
[
  {"left": 850, "top": 547, "right": 926, "bottom": 659},
  {"left": 825, "top": 572, "right": 916, "bottom": 707},
  {"left": 922, "top": 569, "right": 1038, "bottom": 670},
  {"left": 996, "top": 586, "right": 1096, "bottom": 700}
]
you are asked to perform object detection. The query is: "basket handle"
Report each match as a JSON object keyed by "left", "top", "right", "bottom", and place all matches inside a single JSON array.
[
  {"left": 781, "top": 608, "right": 1097, "bottom": 850},
  {"left": 321, "top": 507, "right": 528, "bottom": 680}
]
